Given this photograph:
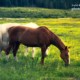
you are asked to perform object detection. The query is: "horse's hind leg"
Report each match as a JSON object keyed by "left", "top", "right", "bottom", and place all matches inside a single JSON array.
[{"left": 41, "top": 45, "right": 47, "bottom": 65}]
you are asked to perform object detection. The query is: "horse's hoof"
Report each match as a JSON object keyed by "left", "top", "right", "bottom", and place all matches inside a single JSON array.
[
  {"left": 6, "top": 59, "right": 9, "bottom": 62},
  {"left": 32, "top": 57, "right": 34, "bottom": 60},
  {"left": 40, "top": 62, "right": 44, "bottom": 65},
  {"left": 45, "top": 54, "right": 48, "bottom": 57},
  {"left": 14, "top": 57, "right": 18, "bottom": 62},
  {"left": 15, "top": 59, "right": 18, "bottom": 62},
  {"left": 44, "top": 54, "right": 47, "bottom": 57},
  {"left": 65, "top": 64, "right": 69, "bottom": 67}
]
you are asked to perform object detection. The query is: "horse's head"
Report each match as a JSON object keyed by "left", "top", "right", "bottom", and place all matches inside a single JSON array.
[{"left": 60, "top": 46, "right": 70, "bottom": 66}]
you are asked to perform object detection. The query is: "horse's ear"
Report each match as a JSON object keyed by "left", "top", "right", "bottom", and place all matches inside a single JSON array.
[
  {"left": 68, "top": 46, "right": 71, "bottom": 49},
  {"left": 65, "top": 46, "right": 68, "bottom": 50},
  {"left": 65, "top": 46, "right": 71, "bottom": 49}
]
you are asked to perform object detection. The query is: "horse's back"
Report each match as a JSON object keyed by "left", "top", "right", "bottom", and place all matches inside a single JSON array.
[{"left": 9, "top": 26, "right": 51, "bottom": 38}]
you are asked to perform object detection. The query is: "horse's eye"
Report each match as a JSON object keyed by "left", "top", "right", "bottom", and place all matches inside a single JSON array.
[{"left": 65, "top": 54, "right": 68, "bottom": 57}]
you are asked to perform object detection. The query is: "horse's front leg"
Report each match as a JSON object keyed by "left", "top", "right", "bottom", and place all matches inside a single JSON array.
[
  {"left": 5, "top": 45, "right": 12, "bottom": 61},
  {"left": 0, "top": 48, "right": 2, "bottom": 59},
  {"left": 41, "top": 45, "right": 47, "bottom": 65},
  {"left": 12, "top": 43, "right": 20, "bottom": 61}
]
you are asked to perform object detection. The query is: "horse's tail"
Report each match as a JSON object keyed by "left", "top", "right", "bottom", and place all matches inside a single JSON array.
[
  {"left": 2, "top": 32, "right": 9, "bottom": 49},
  {"left": 0, "top": 33, "right": 3, "bottom": 48},
  {"left": 0, "top": 32, "right": 9, "bottom": 49}
]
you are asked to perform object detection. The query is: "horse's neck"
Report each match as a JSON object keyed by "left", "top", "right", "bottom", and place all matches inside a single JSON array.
[{"left": 52, "top": 34, "right": 65, "bottom": 51}]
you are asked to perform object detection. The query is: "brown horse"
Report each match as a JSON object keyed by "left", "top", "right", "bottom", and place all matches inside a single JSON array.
[{"left": 6, "top": 26, "right": 70, "bottom": 66}]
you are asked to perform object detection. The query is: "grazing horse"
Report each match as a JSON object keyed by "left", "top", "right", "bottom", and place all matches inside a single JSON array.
[
  {"left": 6, "top": 26, "right": 70, "bottom": 66},
  {"left": 0, "top": 23, "right": 39, "bottom": 59},
  {"left": 0, "top": 23, "right": 20, "bottom": 59}
]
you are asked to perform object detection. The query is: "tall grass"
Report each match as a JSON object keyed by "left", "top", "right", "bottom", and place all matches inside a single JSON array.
[
  {"left": 0, "top": 18, "right": 80, "bottom": 80},
  {"left": 0, "top": 7, "right": 80, "bottom": 18}
]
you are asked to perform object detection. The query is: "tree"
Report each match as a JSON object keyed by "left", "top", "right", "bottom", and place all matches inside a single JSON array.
[{"left": 0, "top": 0, "right": 80, "bottom": 9}]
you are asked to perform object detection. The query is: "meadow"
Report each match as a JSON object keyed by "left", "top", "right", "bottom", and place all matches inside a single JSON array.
[
  {"left": 0, "top": 18, "right": 80, "bottom": 80},
  {"left": 0, "top": 7, "right": 80, "bottom": 18}
]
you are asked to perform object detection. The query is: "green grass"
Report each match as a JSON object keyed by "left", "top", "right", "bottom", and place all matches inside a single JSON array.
[
  {"left": 0, "top": 18, "right": 80, "bottom": 80},
  {"left": 0, "top": 7, "right": 80, "bottom": 18}
]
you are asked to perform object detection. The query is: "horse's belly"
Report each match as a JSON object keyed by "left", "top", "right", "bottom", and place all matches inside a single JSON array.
[
  {"left": 22, "top": 41, "right": 40, "bottom": 47},
  {"left": 25, "top": 44, "right": 40, "bottom": 47},
  {"left": 19, "top": 37, "right": 40, "bottom": 47}
]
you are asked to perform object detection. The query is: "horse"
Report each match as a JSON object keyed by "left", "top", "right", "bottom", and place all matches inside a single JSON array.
[
  {"left": 0, "top": 22, "right": 39, "bottom": 59},
  {"left": 6, "top": 26, "right": 70, "bottom": 66},
  {"left": 0, "top": 23, "right": 20, "bottom": 59}
]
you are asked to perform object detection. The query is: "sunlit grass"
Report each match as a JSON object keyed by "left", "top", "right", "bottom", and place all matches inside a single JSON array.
[{"left": 0, "top": 18, "right": 80, "bottom": 80}]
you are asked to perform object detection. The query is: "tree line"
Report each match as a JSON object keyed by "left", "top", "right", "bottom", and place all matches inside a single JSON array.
[{"left": 0, "top": 0, "right": 80, "bottom": 9}]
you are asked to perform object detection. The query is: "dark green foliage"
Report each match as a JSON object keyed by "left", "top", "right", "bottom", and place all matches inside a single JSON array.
[
  {"left": 0, "top": 7, "right": 80, "bottom": 18},
  {"left": 0, "top": 0, "right": 80, "bottom": 9}
]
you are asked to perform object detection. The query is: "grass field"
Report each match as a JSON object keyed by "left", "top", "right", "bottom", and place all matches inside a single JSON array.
[
  {"left": 0, "top": 7, "right": 80, "bottom": 18},
  {"left": 0, "top": 18, "right": 80, "bottom": 80}
]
